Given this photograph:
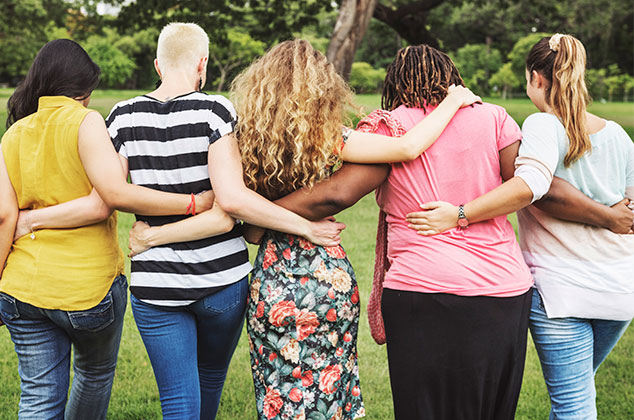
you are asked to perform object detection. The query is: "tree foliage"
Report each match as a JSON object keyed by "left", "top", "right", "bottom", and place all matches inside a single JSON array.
[
  {"left": 348, "top": 62, "right": 386, "bottom": 93},
  {"left": 84, "top": 31, "right": 136, "bottom": 88},
  {"left": 209, "top": 29, "right": 266, "bottom": 92},
  {"left": 0, "top": 0, "right": 67, "bottom": 83},
  {"left": 489, "top": 63, "right": 520, "bottom": 99},
  {"left": 451, "top": 44, "right": 502, "bottom": 95},
  {"left": 507, "top": 33, "right": 550, "bottom": 85}
]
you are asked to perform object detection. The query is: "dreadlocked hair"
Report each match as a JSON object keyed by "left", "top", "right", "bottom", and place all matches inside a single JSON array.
[{"left": 382, "top": 44, "right": 464, "bottom": 112}]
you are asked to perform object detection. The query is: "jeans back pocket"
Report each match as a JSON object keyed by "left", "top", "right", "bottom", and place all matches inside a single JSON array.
[
  {"left": 67, "top": 291, "right": 115, "bottom": 332},
  {"left": 203, "top": 279, "right": 246, "bottom": 314},
  {"left": 0, "top": 293, "right": 19, "bottom": 322}
]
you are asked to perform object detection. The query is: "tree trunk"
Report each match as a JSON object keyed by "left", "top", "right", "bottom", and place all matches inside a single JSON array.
[
  {"left": 373, "top": 0, "right": 445, "bottom": 47},
  {"left": 216, "top": 67, "right": 226, "bottom": 92},
  {"left": 326, "top": 0, "right": 378, "bottom": 81}
]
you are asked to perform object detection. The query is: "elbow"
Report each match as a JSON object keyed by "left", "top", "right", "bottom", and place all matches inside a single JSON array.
[
  {"left": 325, "top": 191, "right": 358, "bottom": 213},
  {"left": 0, "top": 206, "right": 18, "bottom": 228},
  {"left": 101, "top": 196, "right": 125, "bottom": 213},
  {"left": 93, "top": 202, "right": 114, "bottom": 223},
  {"left": 401, "top": 143, "right": 420, "bottom": 162},
  {"left": 93, "top": 186, "right": 119, "bottom": 209},
  {"left": 214, "top": 191, "right": 245, "bottom": 218},
  {"left": 219, "top": 214, "right": 236, "bottom": 234},
  {"left": 97, "top": 187, "right": 129, "bottom": 213},
  {"left": 215, "top": 198, "right": 240, "bottom": 218}
]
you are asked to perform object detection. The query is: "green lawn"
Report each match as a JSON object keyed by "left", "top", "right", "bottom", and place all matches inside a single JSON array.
[{"left": 0, "top": 90, "right": 633, "bottom": 419}]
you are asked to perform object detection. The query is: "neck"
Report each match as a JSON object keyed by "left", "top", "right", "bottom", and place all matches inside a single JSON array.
[{"left": 150, "top": 69, "right": 199, "bottom": 101}]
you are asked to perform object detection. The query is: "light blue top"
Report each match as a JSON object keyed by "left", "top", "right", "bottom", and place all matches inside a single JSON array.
[
  {"left": 518, "top": 112, "right": 634, "bottom": 204},
  {"left": 515, "top": 112, "right": 634, "bottom": 320}
]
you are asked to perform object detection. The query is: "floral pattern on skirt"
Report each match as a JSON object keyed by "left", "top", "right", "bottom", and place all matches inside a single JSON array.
[{"left": 247, "top": 231, "right": 365, "bottom": 420}]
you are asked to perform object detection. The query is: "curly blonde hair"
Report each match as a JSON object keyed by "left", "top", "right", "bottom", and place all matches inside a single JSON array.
[{"left": 230, "top": 39, "right": 355, "bottom": 200}]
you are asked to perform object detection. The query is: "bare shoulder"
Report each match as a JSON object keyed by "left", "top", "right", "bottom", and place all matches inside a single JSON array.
[{"left": 586, "top": 112, "right": 607, "bottom": 135}]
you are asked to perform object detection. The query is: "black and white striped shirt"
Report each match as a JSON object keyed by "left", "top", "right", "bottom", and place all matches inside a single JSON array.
[{"left": 106, "top": 92, "right": 252, "bottom": 306}]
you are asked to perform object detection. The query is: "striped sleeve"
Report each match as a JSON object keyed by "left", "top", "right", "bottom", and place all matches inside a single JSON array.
[
  {"left": 207, "top": 95, "right": 237, "bottom": 144},
  {"left": 105, "top": 102, "right": 128, "bottom": 158}
]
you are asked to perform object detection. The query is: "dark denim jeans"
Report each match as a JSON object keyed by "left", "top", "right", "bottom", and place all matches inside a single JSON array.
[
  {"left": 130, "top": 276, "right": 248, "bottom": 420},
  {"left": 0, "top": 274, "right": 127, "bottom": 420}
]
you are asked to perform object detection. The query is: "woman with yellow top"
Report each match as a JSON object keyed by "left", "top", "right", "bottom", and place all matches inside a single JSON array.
[{"left": 0, "top": 39, "right": 241, "bottom": 420}]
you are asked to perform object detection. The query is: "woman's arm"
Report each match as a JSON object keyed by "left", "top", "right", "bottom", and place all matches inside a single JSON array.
[
  {"left": 341, "top": 85, "right": 481, "bottom": 163},
  {"left": 534, "top": 179, "right": 634, "bottom": 234},
  {"left": 14, "top": 189, "right": 112, "bottom": 240},
  {"left": 244, "top": 163, "right": 390, "bottom": 244},
  {"left": 406, "top": 139, "right": 634, "bottom": 235},
  {"left": 208, "top": 134, "right": 345, "bottom": 247},
  {"left": 128, "top": 202, "right": 236, "bottom": 257},
  {"left": 274, "top": 163, "right": 389, "bottom": 220},
  {"left": 0, "top": 151, "right": 18, "bottom": 276},
  {"left": 78, "top": 111, "right": 213, "bottom": 215}
]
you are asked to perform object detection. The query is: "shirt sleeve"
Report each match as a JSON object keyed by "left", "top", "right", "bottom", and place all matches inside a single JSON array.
[
  {"left": 514, "top": 113, "right": 561, "bottom": 202},
  {"left": 496, "top": 107, "right": 522, "bottom": 151},
  {"left": 105, "top": 104, "right": 127, "bottom": 159},
  {"left": 208, "top": 96, "right": 238, "bottom": 145}
]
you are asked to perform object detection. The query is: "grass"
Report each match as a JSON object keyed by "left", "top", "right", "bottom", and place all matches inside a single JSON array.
[{"left": 0, "top": 90, "right": 633, "bottom": 419}]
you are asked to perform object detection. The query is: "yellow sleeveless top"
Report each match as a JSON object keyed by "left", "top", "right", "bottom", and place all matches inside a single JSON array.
[{"left": 0, "top": 96, "right": 124, "bottom": 310}]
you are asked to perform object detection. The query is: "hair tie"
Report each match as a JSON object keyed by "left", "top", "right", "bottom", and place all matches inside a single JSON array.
[{"left": 549, "top": 34, "right": 564, "bottom": 52}]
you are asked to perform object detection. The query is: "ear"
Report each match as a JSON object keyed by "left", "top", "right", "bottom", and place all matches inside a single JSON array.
[
  {"left": 532, "top": 70, "right": 546, "bottom": 88},
  {"left": 197, "top": 56, "right": 208, "bottom": 74},
  {"left": 154, "top": 59, "right": 162, "bottom": 78}
]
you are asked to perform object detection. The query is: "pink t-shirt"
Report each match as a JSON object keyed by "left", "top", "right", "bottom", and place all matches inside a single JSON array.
[{"left": 375, "top": 104, "right": 533, "bottom": 297}]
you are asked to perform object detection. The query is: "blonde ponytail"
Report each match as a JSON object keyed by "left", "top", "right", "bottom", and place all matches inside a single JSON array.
[{"left": 526, "top": 34, "right": 591, "bottom": 167}]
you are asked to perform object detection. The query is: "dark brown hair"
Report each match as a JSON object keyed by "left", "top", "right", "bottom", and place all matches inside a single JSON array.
[
  {"left": 526, "top": 35, "right": 590, "bottom": 167},
  {"left": 6, "top": 39, "right": 101, "bottom": 128},
  {"left": 381, "top": 44, "right": 464, "bottom": 112}
]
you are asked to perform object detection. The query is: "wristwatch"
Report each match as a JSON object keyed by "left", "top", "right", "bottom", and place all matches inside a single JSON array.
[{"left": 457, "top": 205, "right": 469, "bottom": 229}]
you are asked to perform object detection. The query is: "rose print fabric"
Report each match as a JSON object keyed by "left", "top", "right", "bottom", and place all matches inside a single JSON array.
[{"left": 247, "top": 230, "right": 365, "bottom": 420}]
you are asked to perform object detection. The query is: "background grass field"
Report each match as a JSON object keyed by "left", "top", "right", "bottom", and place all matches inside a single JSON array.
[{"left": 0, "top": 90, "right": 632, "bottom": 419}]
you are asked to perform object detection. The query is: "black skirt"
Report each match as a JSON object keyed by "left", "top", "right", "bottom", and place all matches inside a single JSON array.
[{"left": 381, "top": 288, "right": 532, "bottom": 420}]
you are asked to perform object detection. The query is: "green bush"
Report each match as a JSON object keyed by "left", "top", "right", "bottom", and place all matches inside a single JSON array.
[
  {"left": 451, "top": 44, "right": 502, "bottom": 96},
  {"left": 348, "top": 62, "right": 385, "bottom": 94},
  {"left": 85, "top": 38, "right": 136, "bottom": 89}
]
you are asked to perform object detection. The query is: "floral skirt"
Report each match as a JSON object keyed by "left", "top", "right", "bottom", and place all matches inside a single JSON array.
[{"left": 247, "top": 231, "right": 365, "bottom": 420}]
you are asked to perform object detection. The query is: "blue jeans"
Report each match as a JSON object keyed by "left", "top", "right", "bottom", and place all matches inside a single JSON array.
[
  {"left": 0, "top": 274, "right": 127, "bottom": 420},
  {"left": 130, "top": 276, "right": 248, "bottom": 420},
  {"left": 529, "top": 288, "right": 631, "bottom": 420}
]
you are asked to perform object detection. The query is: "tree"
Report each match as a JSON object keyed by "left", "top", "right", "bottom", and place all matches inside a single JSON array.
[
  {"left": 326, "top": 0, "right": 378, "bottom": 80},
  {"left": 84, "top": 33, "right": 136, "bottom": 88},
  {"left": 354, "top": 19, "right": 405, "bottom": 70},
  {"left": 112, "top": 28, "right": 160, "bottom": 89},
  {"left": 373, "top": 0, "right": 445, "bottom": 48},
  {"left": 451, "top": 44, "right": 502, "bottom": 96},
  {"left": 489, "top": 63, "right": 520, "bottom": 99},
  {"left": 605, "top": 64, "right": 630, "bottom": 102},
  {"left": 507, "top": 33, "right": 549, "bottom": 85},
  {"left": 586, "top": 68, "right": 607, "bottom": 101},
  {"left": 348, "top": 62, "right": 385, "bottom": 93},
  {"left": 208, "top": 29, "right": 265, "bottom": 92},
  {"left": 0, "top": 0, "right": 68, "bottom": 83},
  {"left": 623, "top": 75, "right": 634, "bottom": 103}
]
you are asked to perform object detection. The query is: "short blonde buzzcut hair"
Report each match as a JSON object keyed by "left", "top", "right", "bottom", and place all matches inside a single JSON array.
[{"left": 156, "top": 22, "right": 209, "bottom": 71}]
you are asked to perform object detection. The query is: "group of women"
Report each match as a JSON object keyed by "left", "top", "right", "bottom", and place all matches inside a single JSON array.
[{"left": 0, "top": 20, "right": 631, "bottom": 420}]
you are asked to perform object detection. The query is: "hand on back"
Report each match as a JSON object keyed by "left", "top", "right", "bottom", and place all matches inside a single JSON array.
[{"left": 447, "top": 84, "right": 482, "bottom": 108}]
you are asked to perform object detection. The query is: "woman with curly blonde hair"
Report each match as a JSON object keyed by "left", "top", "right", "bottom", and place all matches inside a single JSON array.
[{"left": 230, "top": 39, "right": 479, "bottom": 420}]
